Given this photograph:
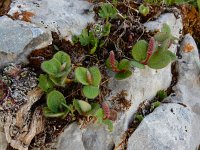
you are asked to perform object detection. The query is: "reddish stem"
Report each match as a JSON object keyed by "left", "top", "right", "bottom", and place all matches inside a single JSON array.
[
  {"left": 141, "top": 37, "right": 155, "bottom": 65},
  {"left": 109, "top": 51, "right": 126, "bottom": 73}
]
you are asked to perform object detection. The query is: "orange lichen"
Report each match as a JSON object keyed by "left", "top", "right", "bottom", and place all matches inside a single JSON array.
[
  {"left": 12, "top": 11, "right": 35, "bottom": 22},
  {"left": 183, "top": 43, "right": 194, "bottom": 53}
]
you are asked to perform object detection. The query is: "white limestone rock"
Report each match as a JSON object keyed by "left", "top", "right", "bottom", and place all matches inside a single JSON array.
[
  {"left": 0, "top": 16, "right": 52, "bottom": 67},
  {"left": 8, "top": 0, "right": 95, "bottom": 40},
  {"left": 127, "top": 103, "right": 200, "bottom": 150}
]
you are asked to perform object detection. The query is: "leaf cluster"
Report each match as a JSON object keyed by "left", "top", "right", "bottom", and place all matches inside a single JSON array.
[
  {"left": 131, "top": 23, "right": 177, "bottom": 69},
  {"left": 38, "top": 51, "right": 71, "bottom": 90},
  {"left": 75, "top": 66, "right": 101, "bottom": 99}
]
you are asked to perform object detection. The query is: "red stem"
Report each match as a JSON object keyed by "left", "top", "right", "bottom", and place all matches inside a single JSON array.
[
  {"left": 109, "top": 51, "right": 126, "bottom": 73},
  {"left": 141, "top": 37, "right": 155, "bottom": 65}
]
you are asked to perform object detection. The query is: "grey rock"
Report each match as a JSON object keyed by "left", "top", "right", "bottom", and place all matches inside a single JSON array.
[
  {"left": 0, "top": 132, "right": 8, "bottom": 150},
  {"left": 0, "top": 16, "right": 52, "bottom": 67},
  {"left": 170, "top": 34, "right": 200, "bottom": 115},
  {"left": 8, "top": 0, "right": 94, "bottom": 39},
  {"left": 56, "top": 123, "right": 85, "bottom": 150},
  {"left": 127, "top": 103, "right": 200, "bottom": 150},
  {"left": 82, "top": 124, "right": 114, "bottom": 150}
]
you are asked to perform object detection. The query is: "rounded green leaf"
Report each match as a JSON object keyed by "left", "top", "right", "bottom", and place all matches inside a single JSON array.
[
  {"left": 89, "top": 66, "right": 101, "bottom": 86},
  {"left": 82, "top": 85, "right": 100, "bottom": 99},
  {"left": 43, "top": 107, "right": 66, "bottom": 118},
  {"left": 161, "top": 23, "right": 171, "bottom": 34},
  {"left": 41, "top": 58, "right": 61, "bottom": 76},
  {"left": 115, "top": 70, "right": 132, "bottom": 80},
  {"left": 118, "top": 59, "right": 130, "bottom": 71},
  {"left": 75, "top": 67, "right": 89, "bottom": 85},
  {"left": 54, "top": 51, "right": 71, "bottom": 65},
  {"left": 154, "top": 32, "right": 170, "bottom": 42},
  {"left": 131, "top": 40, "right": 148, "bottom": 62},
  {"left": 130, "top": 60, "right": 145, "bottom": 69},
  {"left": 147, "top": 49, "right": 172, "bottom": 69},
  {"left": 73, "top": 99, "right": 92, "bottom": 114},
  {"left": 38, "top": 74, "right": 54, "bottom": 92},
  {"left": 77, "top": 100, "right": 92, "bottom": 113},
  {"left": 47, "top": 90, "right": 66, "bottom": 113}
]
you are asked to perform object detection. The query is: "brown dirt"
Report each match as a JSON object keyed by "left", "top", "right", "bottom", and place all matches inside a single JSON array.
[{"left": 0, "top": 0, "right": 11, "bottom": 16}]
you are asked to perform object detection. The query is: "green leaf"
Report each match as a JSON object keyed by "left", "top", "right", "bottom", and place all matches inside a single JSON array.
[
  {"left": 41, "top": 58, "right": 61, "bottom": 76},
  {"left": 115, "top": 70, "right": 132, "bottom": 80},
  {"left": 82, "top": 85, "right": 100, "bottom": 99},
  {"left": 38, "top": 74, "right": 54, "bottom": 92},
  {"left": 47, "top": 90, "right": 66, "bottom": 113},
  {"left": 89, "top": 66, "right": 101, "bottom": 86},
  {"left": 94, "top": 108, "right": 104, "bottom": 123},
  {"left": 43, "top": 107, "right": 66, "bottom": 118},
  {"left": 102, "top": 22, "right": 111, "bottom": 36},
  {"left": 98, "top": 3, "right": 118, "bottom": 20},
  {"left": 131, "top": 40, "right": 148, "bottom": 62},
  {"left": 90, "top": 36, "right": 99, "bottom": 54},
  {"left": 154, "top": 32, "right": 170, "bottom": 42},
  {"left": 77, "top": 100, "right": 92, "bottom": 113},
  {"left": 130, "top": 60, "right": 145, "bottom": 69},
  {"left": 75, "top": 67, "right": 89, "bottom": 85},
  {"left": 86, "top": 103, "right": 101, "bottom": 116},
  {"left": 135, "top": 114, "right": 144, "bottom": 122},
  {"left": 147, "top": 49, "right": 173, "bottom": 69},
  {"left": 73, "top": 99, "right": 82, "bottom": 114},
  {"left": 139, "top": 4, "right": 150, "bottom": 16},
  {"left": 53, "top": 51, "right": 71, "bottom": 67},
  {"left": 118, "top": 59, "right": 130, "bottom": 71},
  {"left": 161, "top": 23, "right": 171, "bottom": 34},
  {"left": 151, "top": 101, "right": 161, "bottom": 110},
  {"left": 156, "top": 90, "right": 167, "bottom": 101},
  {"left": 198, "top": 0, "right": 200, "bottom": 12},
  {"left": 79, "top": 29, "right": 90, "bottom": 46},
  {"left": 72, "top": 35, "right": 79, "bottom": 44},
  {"left": 166, "top": 50, "right": 176, "bottom": 61},
  {"left": 103, "top": 119, "right": 113, "bottom": 131}
]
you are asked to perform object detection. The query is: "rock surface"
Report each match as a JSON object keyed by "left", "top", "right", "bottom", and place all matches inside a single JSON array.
[
  {"left": 127, "top": 34, "right": 200, "bottom": 150},
  {"left": 8, "top": 0, "right": 94, "bottom": 39},
  {"left": 0, "top": 16, "right": 52, "bottom": 67},
  {"left": 127, "top": 103, "right": 200, "bottom": 150},
  {"left": 56, "top": 123, "right": 85, "bottom": 150}
]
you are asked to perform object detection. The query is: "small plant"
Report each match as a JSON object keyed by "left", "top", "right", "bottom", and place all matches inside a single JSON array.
[
  {"left": 73, "top": 99, "right": 115, "bottom": 131},
  {"left": 156, "top": 90, "right": 167, "bottom": 101},
  {"left": 39, "top": 51, "right": 72, "bottom": 88},
  {"left": 98, "top": 3, "right": 118, "bottom": 22},
  {"left": 150, "top": 101, "right": 161, "bottom": 111},
  {"left": 43, "top": 90, "right": 69, "bottom": 118},
  {"left": 75, "top": 66, "right": 101, "bottom": 99},
  {"left": 135, "top": 114, "right": 144, "bottom": 122},
  {"left": 131, "top": 23, "right": 176, "bottom": 69},
  {"left": 139, "top": 4, "right": 150, "bottom": 16},
  {"left": 106, "top": 51, "right": 133, "bottom": 80}
]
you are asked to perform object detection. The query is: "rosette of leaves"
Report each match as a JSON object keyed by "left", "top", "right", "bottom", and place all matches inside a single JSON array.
[
  {"left": 76, "top": 29, "right": 99, "bottom": 54},
  {"left": 75, "top": 66, "right": 101, "bottom": 99},
  {"left": 106, "top": 51, "right": 133, "bottom": 80},
  {"left": 73, "top": 99, "right": 114, "bottom": 131},
  {"left": 98, "top": 3, "right": 118, "bottom": 22},
  {"left": 43, "top": 90, "right": 69, "bottom": 118},
  {"left": 39, "top": 51, "right": 71, "bottom": 89},
  {"left": 131, "top": 24, "right": 176, "bottom": 69}
]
